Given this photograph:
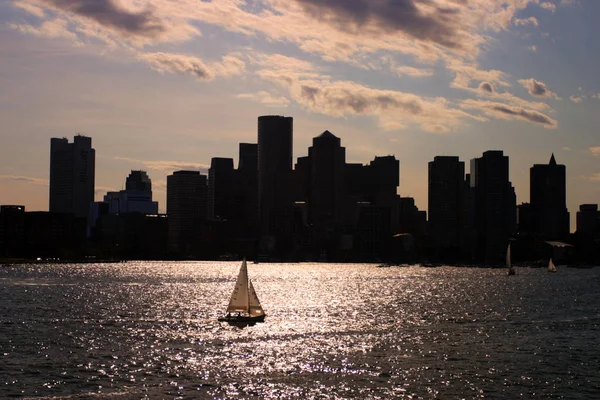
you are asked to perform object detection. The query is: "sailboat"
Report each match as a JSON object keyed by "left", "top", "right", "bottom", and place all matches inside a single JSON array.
[
  {"left": 507, "top": 243, "right": 515, "bottom": 276},
  {"left": 547, "top": 258, "right": 557, "bottom": 273},
  {"left": 218, "top": 259, "right": 266, "bottom": 323}
]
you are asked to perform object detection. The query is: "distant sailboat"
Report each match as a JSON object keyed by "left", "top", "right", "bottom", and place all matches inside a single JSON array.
[
  {"left": 507, "top": 243, "right": 515, "bottom": 276},
  {"left": 547, "top": 258, "right": 557, "bottom": 273},
  {"left": 218, "top": 259, "right": 266, "bottom": 323}
]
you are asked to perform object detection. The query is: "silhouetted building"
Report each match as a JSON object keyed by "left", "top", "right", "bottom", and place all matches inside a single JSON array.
[
  {"left": 308, "top": 130, "right": 346, "bottom": 226},
  {"left": 470, "top": 150, "right": 516, "bottom": 263},
  {"left": 233, "top": 143, "right": 259, "bottom": 238},
  {"left": 208, "top": 158, "right": 235, "bottom": 220},
  {"left": 530, "top": 154, "right": 569, "bottom": 240},
  {"left": 0, "top": 205, "right": 26, "bottom": 257},
  {"left": 257, "top": 115, "right": 294, "bottom": 253},
  {"left": 428, "top": 156, "right": 471, "bottom": 259},
  {"left": 517, "top": 203, "right": 533, "bottom": 234},
  {"left": 49, "top": 135, "right": 95, "bottom": 219},
  {"left": 577, "top": 204, "right": 600, "bottom": 236},
  {"left": 167, "top": 171, "right": 208, "bottom": 257}
]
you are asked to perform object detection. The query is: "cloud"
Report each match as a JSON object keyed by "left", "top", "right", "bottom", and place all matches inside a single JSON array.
[
  {"left": 590, "top": 147, "right": 600, "bottom": 156},
  {"left": 513, "top": 17, "right": 539, "bottom": 27},
  {"left": 479, "top": 82, "right": 494, "bottom": 93},
  {"left": 393, "top": 65, "right": 434, "bottom": 78},
  {"left": 40, "top": 0, "right": 165, "bottom": 38},
  {"left": 582, "top": 173, "right": 600, "bottom": 182},
  {"left": 138, "top": 52, "right": 245, "bottom": 81},
  {"left": 518, "top": 78, "right": 559, "bottom": 99},
  {"left": 236, "top": 91, "right": 291, "bottom": 107},
  {"left": 13, "top": 0, "right": 199, "bottom": 46},
  {"left": 10, "top": 19, "right": 80, "bottom": 43},
  {"left": 461, "top": 99, "right": 557, "bottom": 128},
  {"left": 528, "top": 45, "right": 537, "bottom": 52},
  {"left": 113, "top": 157, "right": 209, "bottom": 174},
  {"left": 251, "top": 54, "right": 483, "bottom": 133},
  {"left": 540, "top": 2, "right": 557, "bottom": 12},
  {"left": 0, "top": 175, "right": 48, "bottom": 186},
  {"left": 447, "top": 60, "right": 510, "bottom": 91},
  {"left": 569, "top": 95, "right": 584, "bottom": 103},
  {"left": 290, "top": 0, "right": 473, "bottom": 51}
]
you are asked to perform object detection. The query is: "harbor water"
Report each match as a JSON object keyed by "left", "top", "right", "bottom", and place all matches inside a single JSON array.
[{"left": 1, "top": 262, "right": 599, "bottom": 399}]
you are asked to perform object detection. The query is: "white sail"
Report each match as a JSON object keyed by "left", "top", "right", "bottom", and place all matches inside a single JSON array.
[
  {"left": 548, "top": 258, "right": 557, "bottom": 272},
  {"left": 248, "top": 280, "right": 265, "bottom": 317},
  {"left": 226, "top": 259, "right": 249, "bottom": 313}
]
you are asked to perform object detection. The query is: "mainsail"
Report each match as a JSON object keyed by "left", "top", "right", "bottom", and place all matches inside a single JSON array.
[
  {"left": 226, "top": 259, "right": 249, "bottom": 313},
  {"left": 248, "top": 280, "right": 265, "bottom": 317}
]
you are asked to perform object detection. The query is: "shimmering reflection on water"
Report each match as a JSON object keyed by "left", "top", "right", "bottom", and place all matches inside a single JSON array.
[{"left": 1, "top": 262, "right": 599, "bottom": 399}]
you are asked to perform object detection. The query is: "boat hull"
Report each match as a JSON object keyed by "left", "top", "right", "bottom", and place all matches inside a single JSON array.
[{"left": 218, "top": 315, "right": 265, "bottom": 323}]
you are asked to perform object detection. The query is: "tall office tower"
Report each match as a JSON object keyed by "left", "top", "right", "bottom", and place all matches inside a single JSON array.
[
  {"left": 100, "top": 170, "right": 158, "bottom": 215},
  {"left": 166, "top": 171, "right": 208, "bottom": 255},
  {"left": 49, "top": 135, "right": 95, "bottom": 219},
  {"left": 234, "top": 143, "right": 259, "bottom": 235},
  {"left": 428, "top": 156, "right": 471, "bottom": 256},
  {"left": 208, "top": 158, "right": 234, "bottom": 220},
  {"left": 308, "top": 130, "right": 346, "bottom": 226},
  {"left": 126, "top": 170, "right": 152, "bottom": 193},
  {"left": 470, "top": 150, "right": 517, "bottom": 263},
  {"left": 257, "top": 115, "right": 294, "bottom": 242},
  {"left": 530, "top": 154, "right": 569, "bottom": 240},
  {"left": 369, "top": 156, "right": 400, "bottom": 197}
]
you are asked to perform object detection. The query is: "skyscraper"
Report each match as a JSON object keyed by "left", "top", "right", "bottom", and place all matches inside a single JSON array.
[
  {"left": 530, "top": 154, "right": 569, "bottom": 240},
  {"left": 428, "top": 156, "right": 471, "bottom": 256},
  {"left": 49, "top": 135, "right": 95, "bottom": 219},
  {"left": 257, "top": 115, "right": 294, "bottom": 245},
  {"left": 166, "top": 171, "right": 208, "bottom": 256},
  {"left": 308, "top": 130, "right": 346, "bottom": 226},
  {"left": 233, "top": 143, "right": 259, "bottom": 236},
  {"left": 470, "top": 150, "right": 516, "bottom": 263},
  {"left": 208, "top": 158, "right": 235, "bottom": 220}
]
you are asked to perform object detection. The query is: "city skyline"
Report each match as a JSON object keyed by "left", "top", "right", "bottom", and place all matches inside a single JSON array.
[{"left": 1, "top": 0, "right": 599, "bottom": 229}]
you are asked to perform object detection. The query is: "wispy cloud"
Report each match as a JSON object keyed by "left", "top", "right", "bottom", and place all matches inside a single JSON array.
[
  {"left": 540, "top": 2, "right": 557, "bottom": 12},
  {"left": 460, "top": 99, "right": 557, "bottom": 128},
  {"left": 113, "top": 157, "right": 209, "bottom": 174},
  {"left": 590, "top": 147, "right": 600, "bottom": 156},
  {"left": 236, "top": 91, "right": 290, "bottom": 107},
  {"left": 0, "top": 174, "right": 48, "bottom": 186},
  {"left": 518, "top": 78, "right": 560, "bottom": 99},
  {"left": 513, "top": 17, "right": 539, "bottom": 27},
  {"left": 569, "top": 95, "right": 584, "bottom": 103},
  {"left": 138, "top": 52, "right": 245, "bottom": 81}
]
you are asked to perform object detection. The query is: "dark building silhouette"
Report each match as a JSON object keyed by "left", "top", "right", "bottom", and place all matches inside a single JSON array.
[
  {"left": 49, "top": 135, "right": 95, "bottom": 219},
  {"left": 577, "top": 204, "right": 599, "bottom": 236},
  {"left": 428, "top": 156, "right": 472, "bottom": 259},
  {"left": 0, "top": 205, "right": 26, "bottom": 258},
  {"left": 530, "top": 154, "right": 569, "bottom": 240},
  {"left": 233, "top": 143, "right": 259, "bottom": 238},
  {"left": 257, "top": 115, "right": 294, "bottom": 254},
  {"left": 167, "top": 171, "right": 208, "bottom": 257},
  {"left": 308, "top": 130, "right": 346, "bottom": 226},
  {"left": 470, "top": 150, "right": 517, "bottom": 263},
  {"left": 208, "top": 158, "right": 235, "bottom": 220}
]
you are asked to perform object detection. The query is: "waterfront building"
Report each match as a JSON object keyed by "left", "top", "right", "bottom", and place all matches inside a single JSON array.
[
  {"left": 49, "top": 135, "right": 95, "bottom": 219},
  {"left": 428, "top": 156, "right": 472, "bottom": 259},
  {"left": 208, "top": 158, "right": 235, "bottom": 220},
  {"left": 166, "top": 170, "right": 208, "bottom": 256},
  {"left": 470, "top": 150, "right": 517, "bottom": 263},
  {"left": 257, "top": 115, "right": 294, "bottom": 253},
  {"left": 530, "top": 154, "right": 569, "bottom": 240}
]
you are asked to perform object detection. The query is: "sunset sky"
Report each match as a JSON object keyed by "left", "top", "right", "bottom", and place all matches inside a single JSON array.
[{"left": 0, "top": 0, "right": 598, "bottom": 228}]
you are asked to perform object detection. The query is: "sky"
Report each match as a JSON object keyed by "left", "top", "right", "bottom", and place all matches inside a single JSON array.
[{"left": 0, "top": 0, "right": 599, "bottom": 230}]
